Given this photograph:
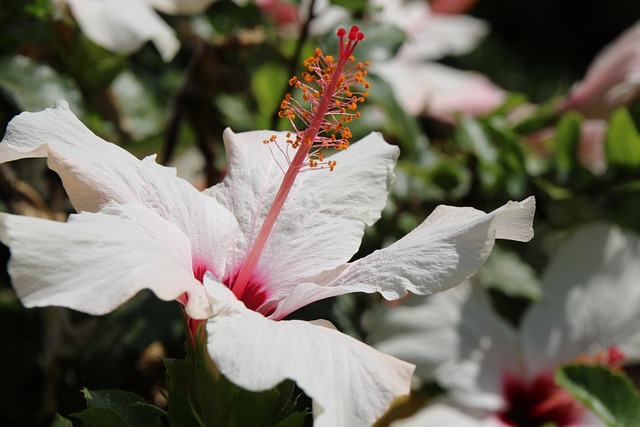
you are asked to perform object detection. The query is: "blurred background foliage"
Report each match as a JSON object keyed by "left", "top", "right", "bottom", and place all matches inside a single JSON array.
[{"left": 1, "top": 0, "right": 640, "bottom": 426}]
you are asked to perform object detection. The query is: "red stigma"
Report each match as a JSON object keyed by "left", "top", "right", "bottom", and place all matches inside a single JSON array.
[{"left": 337, "top": 25, "right": 365, "bottom": 58}]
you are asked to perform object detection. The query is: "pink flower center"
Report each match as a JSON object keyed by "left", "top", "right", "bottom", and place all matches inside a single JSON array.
[
  {"left": 498, "top": 346, "right": 626, "bottom": 427},
  {"left": 191, "top": 258, "right": 274, "bottom": 315},
  {"left": 223, "top": 269, "right": 274, "bottom": 315},
  {"left": 498, "top": 372, "right": 583, "bottom": 427}
]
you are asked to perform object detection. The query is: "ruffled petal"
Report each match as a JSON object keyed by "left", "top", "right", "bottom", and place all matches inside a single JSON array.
[
  {"left": 270, "top": 197, "right": 535, "bottom": 318},
  {"left": 371, "top": 283, "right": 519, "bottom": 411},
  {"left": 0, "top": 203, "right": 210, "bottom": 319},
  {"left": 65, "top": 0, "right": 179, "bottom": 61},
  {"left": 207, "top": 129, "right": 399, "bottom": 291},
  {"left": 0, "top": 102, "right": 241, "bottom": 271},
  {"left": 203, "top": 277, "right": 414, "bottom": 427},
  {"left": 522, "top": 223, "right": 640, "bottom": 375}
]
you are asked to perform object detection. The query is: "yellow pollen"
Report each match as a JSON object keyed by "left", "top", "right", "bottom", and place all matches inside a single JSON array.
[{"left": 274, "top": 27, "right": 369, "bottom": 175}]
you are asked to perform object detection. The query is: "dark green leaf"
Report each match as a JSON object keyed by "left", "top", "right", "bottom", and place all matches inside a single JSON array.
[
  {"left": 553, "top": 111, "right": 582, "bottom": 182},
  {"left": 271, "top": 411, "right": 308, "bottom": 427},
  {"left": 605, "top": 108, "right": 640, "bottom": 169},
  {"left": 230, "top": 387, "right": 281, "bottom": 427},
  {"left": 50, "top": 414, "right": 74, "bottom": 427},
  {"left": 81, "top": 389, "right": 162, "bottom": 427},
  {"left": 556, "top": 363, "right": 640, "bottom": 427},
  {"left": 163, "top": 357, "right": 206, "bottom": 427},
  {"left": 71, "top": 407, "right": 129, "bottom": 427}
]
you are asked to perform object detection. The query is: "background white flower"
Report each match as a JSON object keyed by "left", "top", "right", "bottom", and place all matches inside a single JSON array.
[
  {"left": 372, "top": 223, "right": 640, "bottom": 426},
  {"left": 369, "top": 0, "right": 505, "bottom": 118},
  {"left": 53, "top": 0, "right": 227, "bottom": 61}
]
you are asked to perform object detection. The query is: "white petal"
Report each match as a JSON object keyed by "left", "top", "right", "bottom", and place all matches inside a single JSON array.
[
  {"left": 0, "top": 203, "right": 210, "bottom": 319},
  {"left": 305, "top": 0, "right": 350, "bottom": 36},
  {"left": 271, "top": 197, "right": 535, "bottom": 318},
  {"left": 371, "top": 283, "right": 519, "bottom": 411},
  {"left": 522, "top": 223, "right": 640, "bottom": 375},
  {"left": 204, "top": 277, "right": 414, "bottom": 427},
  {"left": 207, "top": 129, "right": 399, "bottom": 293},
  {"left": 392, "top": 401, "right": 502, "bottom": 427},
  {"left": 372, "top": 61, "right": 505, "bottom": 117},
  {"left": 371, "top": 0, "right": 488, "bottom": 61},
  {"left": 490, "top": 196, "right": 536, "bottom": 242},
  {"left": 65, "top": 0, "right": 179, "bottom": 61},
  {"left": 0, "top": 102, "right": 241, "bottom": 273}
]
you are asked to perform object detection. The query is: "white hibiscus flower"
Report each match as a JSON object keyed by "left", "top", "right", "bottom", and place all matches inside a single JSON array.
[{"left": 373, "top": 223, "right": 640, "bottom": 426}]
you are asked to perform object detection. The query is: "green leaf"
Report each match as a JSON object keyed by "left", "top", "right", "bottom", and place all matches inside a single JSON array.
[
  {"left": 271, "top": 411, "right": 308, "bottom": 427},
  {"left": 605, "top": 108, "right": 640, "bottom": 169},
  {"left": 330, "top": 0, "right": 367, "bottom": 13},
  {"left": 0, "top": 55, "right": 83, "bottom": 112},
  {"left": 230, "top": 387, "right": 281, "bottom": 427},
  {"left": 553, "top": 111, "right": 582, "bottom": 182},
  {"left": 163, "top": 357, "right": 205, "bottom": 427},
  {"left": 71, "top": 407, "right": 129, "bottom": 427},
  {"left": 111, "top": 71, "right": 166, "bottom": 139},
  {"left": 457, "top": 116, "right": 498, "bottom": 164},
  {"left": 532, "top": 177, "right": 573, "bottom": 200},
  {"left": 80, "top": 389, "right": 162, "bottom": 427},
  {"left": 23, "top": 0, "right": 55, "bottom": 20},
  {"left": 50, "top": 414, "right": 74, "bottom": 427},
  {"left": 165, "top": 329, "right": 307, "bottom": 427},
  {"left": 556, "top": 363, "right": 640, "bottom": 427},
  {"left": 479, "top": 246, "right": 541, "bottom": 301},
  {"left": 251, "top": 63, "right": 288, "bottom": 129},
  {"left": 512, "top": 96, "right": 562, "bottom": 134}
]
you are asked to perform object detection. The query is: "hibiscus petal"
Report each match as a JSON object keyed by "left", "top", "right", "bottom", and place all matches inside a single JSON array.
[
  {"left": 371, "top": 283, "right": 519, "bottom": 411},
  {"left": 65, "top": 0, "right": 179, "bottom": 61},
  {"left": 371, "top": 0, "right": 488, "bottom": 61},
  {"left": 0, "top": 101, "right": 241, "bottom": 270},
  {"left": 372, "top": 61, "right": 505, "bottom": 118},
  {"left": 208, "top": 129, "right": 399, "bottom": 289},
  {"left": 0, "top": 203, "right": 210, "bottom": 318},
  {"left": 203, "top": 276, "right": 414, "bottom": 427},
  {"left": 522, "top": 223, "right": 640, "bottom": 375},
  {"left": 563, "top": 21, "right": 640, "bottom": 118},
  {"left": 270, "top": 197, "right": 535, "bottom": 318}
]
